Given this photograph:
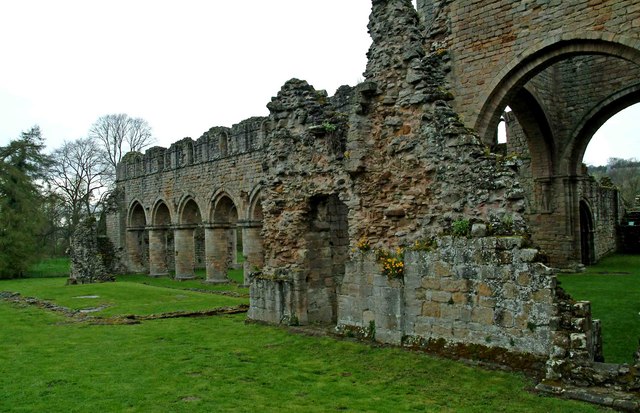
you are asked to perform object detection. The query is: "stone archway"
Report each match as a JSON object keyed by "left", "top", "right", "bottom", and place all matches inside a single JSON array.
[
  {"left": 148, "top": 201, "right": 172, "bottom": 277},
  {"left": 580, "top": 200, "right": 596, "bottom": 266},
  {"left": 484, "top": 39, "right": 640, "bottom": 266},
  {"left": 175, "top": 197, "right": 202, "bottom": 280},
  {"left": 126, "top": 201, "right": 148, "bottom": 273},
  {"left": 240, "top": 190, "right": 264, "bottom": 286},
  {"left": 476, "top": 38, "right": 640, "bottom": 146},
  {"left": 205, "top": 194, "right": 239, "bottom": 283}
]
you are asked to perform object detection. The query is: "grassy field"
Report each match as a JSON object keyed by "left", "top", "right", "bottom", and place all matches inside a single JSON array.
[
  {"left": 558, "top": 254, "right": 640, "bottom": 364},
  {"left": 1, "top": 266, "right": 608, "bottom": 411},
  {"left": 24, "top": 257, "right": 71, "bottom": 278},
  {"left": 0, "top": 258, "right": 626, "bottom": 411},
  {"left": 0, "top": 279, "right": 600, "bottom": 412}
]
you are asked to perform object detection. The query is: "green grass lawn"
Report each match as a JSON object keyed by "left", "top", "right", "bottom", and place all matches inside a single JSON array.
[
  {"left": 558, "top": 254, "right": 640, "bottom": 364},
  {"left": 0, "top": 258, "right": 620, "bottom": 411},
  {"left": 117, "top": 272, "right": 248, "bottom": 296},
  {"left": 25, "top": 257, "right": 71, "bottom": 278},
  {"left": 0, "top": 277, "right": 247, "bottom": 317},
  {"left": 0, "top": 298, "right": 604, "bottom": 412}
]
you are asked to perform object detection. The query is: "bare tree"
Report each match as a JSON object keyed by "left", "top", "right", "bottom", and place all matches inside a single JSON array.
[
  {"left": 48, "top": 138, "right": 110, "bottom": 233},
  {"left": 88, "top": 114, "right": 154, "bottom": 172}
]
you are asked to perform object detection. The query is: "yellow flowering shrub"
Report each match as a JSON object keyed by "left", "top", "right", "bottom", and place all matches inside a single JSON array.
[
  {"left": 376, "top": 247, "right": 404, "bottom": 279},
  {"left": 355, "top": 236, "right": 371, "bottom": 252}
]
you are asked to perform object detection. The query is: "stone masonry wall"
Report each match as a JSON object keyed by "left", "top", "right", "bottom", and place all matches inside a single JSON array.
[
  {"left": 338, "top": 236, "right": 557, "bottom": 356},
  {"left": 115, "top": 141, "right": 265, "bottom": 237}
]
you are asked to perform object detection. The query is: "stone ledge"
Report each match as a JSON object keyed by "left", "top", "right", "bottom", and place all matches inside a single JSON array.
[{"left": 536, "top": 382, "right": 640, "bottom": 412}]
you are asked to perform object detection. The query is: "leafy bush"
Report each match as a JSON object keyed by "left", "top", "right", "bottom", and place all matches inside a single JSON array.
[{"left": 452, "top": 219, "right": 470, "bottom": 237}]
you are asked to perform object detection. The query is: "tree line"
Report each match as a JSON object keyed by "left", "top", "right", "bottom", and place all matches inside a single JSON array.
[{"left": 0, "top": 115, "right": 153, "bottom": 278}]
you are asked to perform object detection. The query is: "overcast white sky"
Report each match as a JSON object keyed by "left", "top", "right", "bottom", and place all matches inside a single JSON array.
[{"left": 0, "top": 1, "right": 637, "bottom": 167}]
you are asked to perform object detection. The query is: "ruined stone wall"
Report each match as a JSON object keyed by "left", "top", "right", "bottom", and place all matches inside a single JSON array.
[
  {"left": 115, "top": 117, "right": 267, "bottom": 232},
  {"left": 339, "top": 237, "right": 557, "bottom": 356},
  {"left": 252, "top": 1, "right": 530, "bottom": 327},
  {"left": 579, "top": 178, "right": 621, "bottom": 260}
]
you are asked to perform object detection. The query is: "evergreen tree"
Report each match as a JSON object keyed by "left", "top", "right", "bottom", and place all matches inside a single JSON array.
[{"left": 0, "top": 126, "right": 51, "bottom": 278}]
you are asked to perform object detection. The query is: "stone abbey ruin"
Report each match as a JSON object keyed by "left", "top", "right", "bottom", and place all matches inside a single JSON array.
[{"left": 106, "top": 0, "right": 640, "bottom": 407}]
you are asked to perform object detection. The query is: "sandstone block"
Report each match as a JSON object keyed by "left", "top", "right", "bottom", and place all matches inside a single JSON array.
[
  {"left": 422, "top": 302, "right": 441, "bottom": 317},
  {"left": 471, "top": 307, "right": 495, "bottom": 325}
]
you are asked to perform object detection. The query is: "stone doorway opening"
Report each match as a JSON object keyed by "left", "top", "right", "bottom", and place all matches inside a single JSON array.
[
  {"left": 149, "top": 201, "right": 172, "bottom": 276},
  {"left": 175, "top": 198, "right": 202, "bottom": 280},
  {"left": 127, "top": 201, "right": 148, "bottom": 273},
  {"left": 206, "top": 195, "right": 239, "bottom": 283},
  {"left": 580, "top": 200, "right": 595, "bottom": 266},
  {"left": 305, "top": 194, "right": 349, "bottom": 324}
]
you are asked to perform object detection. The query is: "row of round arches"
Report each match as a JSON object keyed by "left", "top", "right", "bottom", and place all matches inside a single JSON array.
[{"left": 125, "top": 189, "right": 264, "bottom": 284}]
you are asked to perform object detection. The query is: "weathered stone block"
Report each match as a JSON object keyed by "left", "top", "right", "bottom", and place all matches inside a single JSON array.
[
  {"left": 442, "top": 279, "right": 469, "bottom": 292},
  {"left": 471, "top": 307, "right": 495, "bottom": 325},
  {"left": 570, "top": 333, "right": 588, "bottom": 350},
  {"left": 431, "top": 290, "right": 453, "bottom": 303},
  {"left": 476, "top": 282, "right": 493, "bottom": 296},
  {"left": 434, "top": 261, "right": 454, "bottom": 277},
  {"left": 451, "top": 292, "right": 468, "bottom": 304},
  {"left": 422, "top": 302, "right": 441, "bottom": 317},
  {"left": 573, "top": 301, "right": 592, "bottom": 317},
  {"left": 421, "top": 277, "right": 441, "bottom": 290}
]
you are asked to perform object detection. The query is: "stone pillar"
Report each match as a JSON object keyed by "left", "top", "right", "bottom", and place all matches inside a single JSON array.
[
  {"left": 126, "top": 228, "right": 145, "bottom": 273},
  {"left": 174, "top": 226, "right": 196, "bottom": 280},
  {"left": 205, "top": 224, "right": 229, "bottom": 283},
  {"left": 241, "top": 221, "right": 264, "bottom": 286},
  {"left": 148, "top": 227, "right": 168, "bottom": 277}
]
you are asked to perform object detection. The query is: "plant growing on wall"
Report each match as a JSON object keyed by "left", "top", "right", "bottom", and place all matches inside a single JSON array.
[
  {"left": 452, "top": 219, "right": 471, "bottom": 237},
  {"left": 411, "top": 239, "right": 435, "bottom": 252},
  {"left": 355, "top": 236, "right": 371, "bottom": 252},
  {"left": 322, "top": 121, "right": 337, "bottom": 133},
  {"left": 376, "top": 247, "right": 404, "bottom": 279}
]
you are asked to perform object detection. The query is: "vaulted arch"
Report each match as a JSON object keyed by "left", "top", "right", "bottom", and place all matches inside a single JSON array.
[
  {"left": 128, "top": 200, "right": 147, "bottom": 228},
  {"left": 205, "top": 192, "right": 240, "bottom": 283},
  {"left": 174, "top": 196, "right": 204, "bottom": 280},
  {"left": 178, "top": 196, "right": 203, "bottom": 226},
  {"left": 151, "top": 199, "right": 172, "bottom": 227},
  {"left": 149, "top": 200, "right": 173, "bottom": 277},
  {"left": 477, "top": 37, "right": 640, "bottom": 146},
  {"left": 479, "top": 36, "right": 640, "bottom": 266},
  {"left": 126, "top": 200, "right": 148, "bottom": 273},
  {"left": 568, "top": 85, "right": 640, "bottom": 176},
  {"left": 210, "top": 193, "right": 239, "bottom": 225}
]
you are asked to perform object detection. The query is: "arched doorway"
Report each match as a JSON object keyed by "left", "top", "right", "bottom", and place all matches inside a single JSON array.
[
  {"left": 304, "top": 194, "right": 349, "bottom": 324},
  {"left": 175, "top": 197, "right": 202, "bottom": 280},
  {"left": 580, "top": 200, "right": 595, "bottom": 266},
  {"left": 126, "top": 201, "right": 148, "bottom": 273},
  {"left": 149, "top": 201, "right": 172, "bottom": 276},
  {"left": 206, "top": 194, "right": 239, "bottom": 283}
]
